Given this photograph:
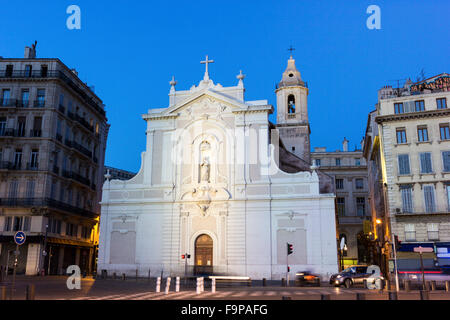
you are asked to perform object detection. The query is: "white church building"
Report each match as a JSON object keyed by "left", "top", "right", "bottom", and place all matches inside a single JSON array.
[{"left": 97, "top": 55, "right": 339, "bottom": 280}]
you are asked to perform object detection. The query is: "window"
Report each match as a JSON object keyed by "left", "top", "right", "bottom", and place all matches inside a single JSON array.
[
  {"left": 440, "top": 124, "right": 450, "bottom": 140},
  {"left": 291, "top": 146, "right": 295, "bottom": 152},
  {"left": 335, "top": 178, "right": 344, "bottom": 190},
  {"left": 24, "top": 65, "right": 32, "bottom": 77},
  {"left": 443, "top": 151, "right": 450, "bottom": 172},
  {"left": 66, "top": 223, "right": 77, "bottom": 237},
  {"left": 394, "top": 103, "right": 404, "bottom": 114},
  {"left": 400, "top": 186, "right": 413, "bottom": 213},
  {"left": 32, "top": 116, "right": 42, "bottom": 137},
  {"left": 4, "top": 216, "right": 12, "bottom": 231},
  {"left": 447, "top": 185, "right": 450, "bottom": 211},
  {"left": 355, "top": 158, "right": 361, "bottom": 166},
  {"left": 13, "top": 216, "right": 23, "bottom": 231},
  {"left": 14, "top": 149, "right": 22, "bottom": 169},
  {"left": 21, "top": 90, "right": 29, "bottom": 107},
  {"left": 335, "top": 158, "right": 341, "bottom": 166},
  {"left": 40, "top": 65, "right": 48, "bottom": 77},
  {"left": 356, "top": 198, "right": 365, "bottom": 216},
  {"left": 417, "top": 126, "right": 429, "bottom": 142},
  {"left": 415, "top": 100, "right": 425, "bottom": 111},
  {"left": 59, "top": 94, "right": 64, "bottom": 107},
  {"left": 23, "top": 217, "right": 31, "bottom": 232},
  {"left": 355, "top": 178, "right": 364, "bottom": 189},
  {"left": 2, "top": 89, "right": 10, "bottom": 106},
  {"left": 5, "top": 64, "right": 13, "bottom": 77},
  {"left": 0, "top": 117, "right": 6, "bottom": 135},
  {"left": 9, "top": 180, "right": 18, "bottom": 198},
  {"left": 81, "top": 226, "right": 91, "bottom": 239},
  {"left": 30, "top": 149, "right": 39, "bottom": 169},
  {"left": 26, "top": 180, "right": 35, "bottom": 198},
  {"left": 427, "top": 223, "right": 439, "bottom": 241},
  {"left": 405, "top": 224, "right": 416, "bottom": 241},
  {"left": 419, "top": 152, "right": 433, "bottom": 173},
  {"left": 336, "top": 198, "right": 345, "bottom": 216},
  {"left": 287, "top": 95, "right": 296, "bottom": 114},
  {"left": 315, "top": 159, "right": 321, "bottom": 166},
  {"left": 398, "top": 154, "right": 411, "bottom": 175},
  {"left": 17, "top": 117, "right": 26, "bottom": 137},
  {"left": 36, "top": 89, "right": 45, "bottom": 107},
  {"left": 423, "top": 185, "right": 436, "bottom": 213},
  {"left": 396, "top": 128, "right": 407, "bottom": 144},
  {"left": 437, "top": 98, "right": 447, "bottom": 109}
]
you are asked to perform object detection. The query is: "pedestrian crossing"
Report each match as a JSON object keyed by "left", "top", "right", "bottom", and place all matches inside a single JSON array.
[{"left": 67, "top": 288, "right": 371, "bottom": 300}]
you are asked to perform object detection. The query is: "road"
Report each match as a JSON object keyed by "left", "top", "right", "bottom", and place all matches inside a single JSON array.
[{"left": 1, "top": 276, "right": 450, "bottom": 300}]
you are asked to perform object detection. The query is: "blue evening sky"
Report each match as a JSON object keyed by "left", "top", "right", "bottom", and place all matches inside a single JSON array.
[{"left": 1, "top": 1, "right": 448, "bottom": 172}]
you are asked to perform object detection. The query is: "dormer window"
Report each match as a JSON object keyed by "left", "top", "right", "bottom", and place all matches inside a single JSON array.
[{"left": 287, "top": 95, "right": 296, "bottom": 114}]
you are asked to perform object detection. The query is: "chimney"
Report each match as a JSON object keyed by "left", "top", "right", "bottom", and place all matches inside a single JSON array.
[
  {"left": 342, "top": 137, "right": 349, "bottom": 152},
  {"left": 24, "top": 46, "right": 36, "bottom": 59}
]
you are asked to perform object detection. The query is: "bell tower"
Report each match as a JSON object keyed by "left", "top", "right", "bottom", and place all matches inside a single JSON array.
[{"left": 275, "top": 53, "right": 311, "bottom": 163}]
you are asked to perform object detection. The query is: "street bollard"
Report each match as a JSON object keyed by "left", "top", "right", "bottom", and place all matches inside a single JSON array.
[
  {"left": 248, "top": 278, "right": 252, "bottom": 287},
  {"left": 211, "top": 278, "right": 216, "bottom": 293},
  {"left": 282, "top": 296, "right": 292, "bottom": 300},
  {"left": 388, "top": 291, "right": 398, "bottom": 300},
  {"left": 431, "top": 281, "right": 436, "bottom": 291},
  {"left": 404, "top": 280, "right": 410, "bottom": 292},
  {"left": 281, "top": 278, "right": 286, "bottom": 287},
  {"left": 363, "top": 279, "right": 367, "bottom": 289},
  {"left": 122, "top": 273, "right": 126, "bottom": 280},
  {"left": 136, "top": 269, "right": 138, "bottom": 281},
  {"left": 156, "top": 277, "right": 161, "bottom": 293},
  {"left": 262, "top": 278, "right": 267, "bottom": 287},
  {"left": 420, "top": 290, "right": 429, "bottom": 300},
  {"left": 356, "top": 293, "right": 366, "bottom": 300},
  {"left": 176, "top": 277, "right": 180, "bottom": 292},
  {"left": 148, "top": 269, "right": 151, "bottom": 282},
  {"left": 165, "top": 277, "right": 171, "bottom": 295},
  {"left": 1, "top": 286, "right": 6, "bottom": 300},
  {"left": 26, "top": 284, "right": 35, "bottom": 300},
  {"left": 321, "top": 294, "right": 330, "bottom": 300},
  {"left": 196, "top": 277, "right": 201, "bottom": 294},
  {"left": 113, "top": 272, "right": 116, "bottom": 280},
  {"left": 446, "top": 281, "right": 450, "bottom": 292}
]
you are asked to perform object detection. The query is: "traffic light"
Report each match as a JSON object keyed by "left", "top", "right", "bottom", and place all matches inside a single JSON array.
[
  {"left": 287, "top": 266, "right": 290, "bottom": 272},
  {"left": 287, "top": 243, "right": 293, "bottom": 255},
  {"left": 394, "top": 235, "right": 402, "bottom": 251},
  {"left": 187, "top": 254, "right": 191, "bottom": 259},
  {"left": 181, "top": 254, "right": 185, "bottom": 259}
]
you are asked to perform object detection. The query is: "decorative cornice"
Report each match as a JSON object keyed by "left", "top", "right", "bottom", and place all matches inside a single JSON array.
[{"left": 375, "top": 109, "right": 450, "bottom": 124}]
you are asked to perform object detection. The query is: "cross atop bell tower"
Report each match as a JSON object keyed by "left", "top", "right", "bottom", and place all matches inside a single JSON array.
[{"left": 200, "top": 55, "right": 214, "bottom": 81}]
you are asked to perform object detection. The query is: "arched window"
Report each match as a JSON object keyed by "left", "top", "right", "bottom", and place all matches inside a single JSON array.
[{"left": 287, "top": 95, "right": 296, "bottom": 114}]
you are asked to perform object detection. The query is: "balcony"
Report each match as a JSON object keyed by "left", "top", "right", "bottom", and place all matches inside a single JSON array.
[
  {"left": 30, "top": 129, "right": 42, "bottom": 137},
  {"left": 0, "top": 198, "right": 97, "bottom": 218},
  {"left": 72, "top": 141, "right": 92, "bottom": 158},
  {"left": 0, "top": 128, "right": 15, "bottom": 137},
  {"left": 62, "top": 170, "right": 91, "bottom": 187},
  {"left": 0, "top": 98, "right": 17, "bottom": 107},
  {"left": 26, "top": 162, "right": 39, "bottom": 171},
  {"left": 33, "top": 100, "right": 45, "bottom": 108},
  {"left": 0, "top": 70, "right": 105, "bottom": 117}
]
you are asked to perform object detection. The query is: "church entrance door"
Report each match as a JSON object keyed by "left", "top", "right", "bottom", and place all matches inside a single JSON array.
[{"left": 194, "top": 234, "right": 213, "bottom": 275}]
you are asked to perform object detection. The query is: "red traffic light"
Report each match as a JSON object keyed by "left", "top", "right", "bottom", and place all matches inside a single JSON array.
[
  {"left": 287, "top": 243, "right": 293, "bottom": 255},
  {"left": 181, "top": 254, "right": 185, "bottom": 259}
]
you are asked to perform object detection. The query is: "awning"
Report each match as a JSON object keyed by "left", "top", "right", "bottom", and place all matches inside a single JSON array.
[{"left": 398, "top": 242, "right": 434, "bottom": 252}]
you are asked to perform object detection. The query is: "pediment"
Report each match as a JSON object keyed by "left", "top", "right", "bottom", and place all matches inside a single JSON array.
[{"left": 163, "top": 89, "right": 248, "bottom": 116}]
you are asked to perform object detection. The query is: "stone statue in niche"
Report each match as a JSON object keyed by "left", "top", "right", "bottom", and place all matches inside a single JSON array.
[{"left": 200, "top": 158, "right": 210, "bottom": 182}]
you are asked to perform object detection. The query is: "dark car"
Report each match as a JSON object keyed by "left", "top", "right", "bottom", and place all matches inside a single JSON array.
[
  {"left": 295, "top": 271, "right": 321, "bottom": 286},
  {"left": 329, "top": 265, "right": 372, "bottom": 288}
]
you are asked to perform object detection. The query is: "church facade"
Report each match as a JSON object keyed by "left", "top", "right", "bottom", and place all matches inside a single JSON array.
[{"left": 97, "top": 56, "right": 339, "bottom": 279}]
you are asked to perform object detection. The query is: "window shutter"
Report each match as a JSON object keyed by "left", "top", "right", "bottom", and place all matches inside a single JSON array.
[
  {"left": 420, "top": 153, "right": 432, "bottom": 173},
  {"left": 443, "top": 151, "right": 450, "bottom": 172},
  {"left": 401, "top": 187, "right": 413, "bottom": 212},
  {"left": 398, "top": 154, "right": 410, "bottom": 174},
  {"left": 424, "top": 185, "right": 436, "bottom": 212}
]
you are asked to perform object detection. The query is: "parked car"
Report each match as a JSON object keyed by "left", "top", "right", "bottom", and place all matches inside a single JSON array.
[
  {"left": 329, "top": 265, "right": 373, "bottom": 288},
  {"left": 295, "top": 271, "right": 321, "bottom": 286}
]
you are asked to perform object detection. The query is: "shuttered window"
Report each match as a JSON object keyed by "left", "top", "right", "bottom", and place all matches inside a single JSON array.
[
  {"left": 443, "top": 151, "right": 450, "bottom": 172},
  {"left": 401, "top": 186, "right": 413, "bottom": 213},
  {"left": 420, "top": 153, "right": 433, "bottom": 173},
  {"left": 398, "top": 154, "right": 411, "bottom": 175},
  {"left": 423, "top": 185, "right": 436, "bottom": 213},
  {"left": 405, "top": 224, "right": 416, "bottom": 241},
  {"left": 427, "top": 223, "right": 439, "bottom": 241}
]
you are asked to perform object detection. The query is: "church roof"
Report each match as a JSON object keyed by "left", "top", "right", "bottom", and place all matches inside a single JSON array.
[{"left": 277, "top": 56, "right": 307, "bottom": 89}]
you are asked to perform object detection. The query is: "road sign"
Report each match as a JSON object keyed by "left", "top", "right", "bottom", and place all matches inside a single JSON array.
[
  {"left": 413, "top": 246, "right": 433, "bottom": 253},
  {"left": 14, "top": 231, "right": 26, "bottom": 245}
]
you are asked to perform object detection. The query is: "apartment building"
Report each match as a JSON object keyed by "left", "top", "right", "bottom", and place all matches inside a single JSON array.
[
  {"left": 0, "top": 45, "right": 109, "bottom": 275},
  {"left": 374, "top": 73, "right": 450, "bottom": 270},
  {"left": 311, "top": 139, "right": 371, "bottom": 268}
]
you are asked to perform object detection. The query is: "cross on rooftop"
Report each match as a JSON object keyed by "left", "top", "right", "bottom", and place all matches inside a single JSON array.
[
  {"left": 288, "top": 45, "right": 295, "bottom": 58},
  {"left": 200, "top": 55, "right": 214, "bottom": 81}
]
